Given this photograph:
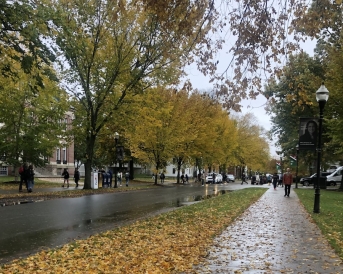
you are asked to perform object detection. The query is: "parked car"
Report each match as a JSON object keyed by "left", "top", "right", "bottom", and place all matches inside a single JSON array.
[
  {"left": 300, "top": 172, "right": 332, "bottom": 186},
  {"left": 227, "top": 174, "right": 235, "bottom": 182},
  {"left": 214, "top": 174, "right": 223, "bottom": 183},
  {"left": 205, "top": 173, "right": 223, "bottom": 184},
  {"left": 327, "top": 165, "right": 339, "bottom": 173},
  {"left": 326, "top": 166, "right": 342, "bottom": 185}
]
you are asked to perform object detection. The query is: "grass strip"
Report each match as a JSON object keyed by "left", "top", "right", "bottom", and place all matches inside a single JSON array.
[
  {"left": 0, "top": 188, "right": 266, "bottom": 273},
  {"left": 295, "top": 188, "right": 343, "bottom": 260},
  {"left": 0, "top": 184, "right": 157, "bottom": 201}
]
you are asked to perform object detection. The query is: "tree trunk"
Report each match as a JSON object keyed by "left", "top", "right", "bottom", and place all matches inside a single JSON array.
[
  {"left": 154, "top": 162, "right": 160, "bottom": 185},
  {"left": 177, "top": 158, "right": 182, "bottom": 184},
  {"left": 129, "top": 159, "right": 134, "bottom": 180},
  {"left": 84, "top": 159, "right": 92, "bottom": 189},
  {"left": 83, "top": 134, "right": 96, "bottom": 189}
]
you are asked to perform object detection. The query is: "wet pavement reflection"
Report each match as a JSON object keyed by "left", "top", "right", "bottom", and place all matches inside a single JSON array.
[{"left": 0, "top": 184, "right": 234, "bottom": 264}]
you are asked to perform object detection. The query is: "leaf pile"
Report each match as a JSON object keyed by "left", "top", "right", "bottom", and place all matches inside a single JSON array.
[{"left": 0, "top": 188, "right": 266, "bottom": 273}]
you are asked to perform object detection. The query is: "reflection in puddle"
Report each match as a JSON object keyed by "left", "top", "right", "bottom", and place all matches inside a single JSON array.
[{"left": 174, "top": 190, "right": 231, "bottom": 207}]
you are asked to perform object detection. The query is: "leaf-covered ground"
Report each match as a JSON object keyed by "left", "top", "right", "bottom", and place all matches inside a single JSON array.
[
  {"left": 295, "top": 188, "right": 343, "bottom": 260},
  {"left": 0, "top": 188, "right": 266, "bottom": 273}
]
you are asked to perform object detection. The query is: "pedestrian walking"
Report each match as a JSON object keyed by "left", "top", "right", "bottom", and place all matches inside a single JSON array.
[
  {"left": 278, "top": 175, "right": 283, "bottom": 187},
  {"left": 201, "top": 172, "right": 205, "bottom": 186},
  {"left": 160, "top": 172, "right": 165, "bottom": 184},
  {"left": 251, "top": 174, "right": 256, "bottom": 185},
  {"left": 62, "top": 168, "right": 70, "bottom": 188},
  {"left": 125, "top": 171, "right": 129, "bottom": 186},
  {"left": 198, "top": 172, "right": 202, "bottom": 183},
  {"left": 272, "top": 172, "right": 278, "bottom": 190},
  {"left": 185, "top": 174, "right": 189, "bottom": 183},
  {"left": 283, "top": 168, "right": 293, "bottom": 197},
  {"left": 18, "top": 163, "right": 27, "bottom": 192},
  {"left": 241, "top": 173, "right": 248, "bottom": 185},
  {"left": 74, "top": 167, "right": 80, "bottom": 188},
  {"left": 181, "top": 174, "right": 185, "bottom": 184},
  {"left": 108, "top": 169, "right": 113, "bottom": 187},
  {"left": 26, "top": 165, "right": 35, "bottom": 193}
]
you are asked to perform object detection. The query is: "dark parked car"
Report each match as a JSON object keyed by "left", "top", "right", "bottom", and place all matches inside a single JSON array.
[{"left": 300, "top": 172, "right": 332, "bottom": 186}]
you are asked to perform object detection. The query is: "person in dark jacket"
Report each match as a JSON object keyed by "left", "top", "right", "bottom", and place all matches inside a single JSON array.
[
  {"left": 26, "top": 165, "right": 35, "bottom": 193},
  {"left": 160, "top": 172, "right": 165, "bottom": 184},
  {"left": 272, "top": 172, "right": 279, "bottom": 190},
  {"left": 108, "top": 169, "right": 113, "bottom": 188},
  {"left": 19, "top": 163, "right": 28, "bottom": 192},
  {"left": 62, "top": 168, "right": 70, "bottom": 188},
  {"left": 74, "top": 168, "right": 80, "bottom": 188},
  {"left": 125, "top": 171, "right": 130, "bottom": 187},
  {"left": 251, "top": 175, "right": 256, "bottom": 185}
]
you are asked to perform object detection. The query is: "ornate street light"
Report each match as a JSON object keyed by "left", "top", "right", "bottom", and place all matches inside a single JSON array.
[
  {"left": 114, "top": 132, "right": 119, "bottom": 188},
  {"left": 314, "top": 83, "right": 329, "bottom": 213}
]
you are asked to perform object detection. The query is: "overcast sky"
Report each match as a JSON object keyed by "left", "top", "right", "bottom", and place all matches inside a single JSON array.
[{"left": 183, "top": 39, "right": 317, "bottom": 158}]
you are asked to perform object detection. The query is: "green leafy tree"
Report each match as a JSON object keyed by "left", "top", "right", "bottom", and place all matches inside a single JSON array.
[
  {"left": 48, "top": 0, "right": 215, "bottom": 189},
  {"left": 265, "top": 52, "right": 334, "bottom": 174},
  {"left": 0, "top": 59, "right": 69, "bottom": 170},
  {"left": 0, "top": 0, "right": 56, "bottom": 81}
]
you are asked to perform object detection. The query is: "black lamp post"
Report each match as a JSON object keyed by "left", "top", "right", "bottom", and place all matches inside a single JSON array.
[
  {"left": 295, "top": 144, "right": 299, "bottom": 189},
  {"left": 313, "top": 83, "right": 329, "bottom": 214},
  {"left": 114, "top": 132, "right": 119, "bottom": 188}
]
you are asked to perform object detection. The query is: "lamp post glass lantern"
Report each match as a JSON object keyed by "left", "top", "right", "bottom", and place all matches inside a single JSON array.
[
  {"left": 313, "top": 83, "right": 329, "bottom": 213},
  {"left": 114, "top": 132, "right": 119, "bottom": 188}
]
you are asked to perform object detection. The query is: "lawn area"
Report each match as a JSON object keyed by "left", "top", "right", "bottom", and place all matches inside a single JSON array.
[
  {"left": 0, "top": 176, "right": 63, "bottom": 189},
  {"left": 294, "top": 188, "right": 343, "bottom": 260},
  {"left": 0, "top": 188, "right": 267, "bottom": 273}
]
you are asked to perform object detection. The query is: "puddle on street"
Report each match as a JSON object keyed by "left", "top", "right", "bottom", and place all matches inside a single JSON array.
[{"left": 173, "top": 189, "right": 231, "bottom": 207}]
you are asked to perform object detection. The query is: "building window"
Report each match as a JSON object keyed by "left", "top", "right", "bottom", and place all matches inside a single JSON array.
[
  {"left": 0, "top": 166, "right": 8, "bottom": 175},
  {"left": 172, "top": 168, "right": 176, "bottom": 174},
  {"left": 62, "top": 147, "right": 67, "bottom": 164},
  {"left": 56, "top": 148, "right": 61, "bottom": 164}
]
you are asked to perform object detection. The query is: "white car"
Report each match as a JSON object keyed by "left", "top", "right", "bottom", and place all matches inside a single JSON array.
[
  {"left": 327, "top": 165, "right": 339, "bottom": 173},
  {"left": 227, "top": 174, "right": 235, "bottom": 182},
  {"left": 215, "top": 174, "right": 223, "bottom": 183},
  {"left": 326, "top": 167, "right": 342, "bottom": 185},
  {"left": 205, "top": 173, "right": 223, "bottom": 184}
]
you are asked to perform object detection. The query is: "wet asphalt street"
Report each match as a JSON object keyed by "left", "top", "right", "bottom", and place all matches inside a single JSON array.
[{"left": 0, "top": 182, "right": 252, "bottom": 264}]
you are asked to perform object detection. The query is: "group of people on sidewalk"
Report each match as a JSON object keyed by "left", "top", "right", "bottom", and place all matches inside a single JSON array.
[
  {"left": 18, "top": 165, "right": 131, "bottom": 191},
  {"left": 19, "top": 163, "right": 35, "bottom": 193},
  {"left": 62, "top": 168, "right": 81, "bottom": 188},
  {"left": 250, "top": 168, "right": 293, "bottom": 197},
  {"left": 101, "top": 170, "right": 130, "bottom": 187},
  {"left": 270, "top": 168, "right": 293, "bottom": 197}
]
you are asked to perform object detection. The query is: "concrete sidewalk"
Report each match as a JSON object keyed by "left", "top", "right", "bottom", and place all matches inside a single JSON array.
[{"left": 196, "top": 186, "right": 343, "bottom": 273}]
